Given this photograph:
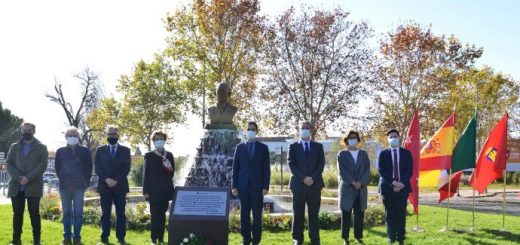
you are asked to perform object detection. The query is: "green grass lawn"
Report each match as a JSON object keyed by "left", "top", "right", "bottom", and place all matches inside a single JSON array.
[{"left": 0, "top": 204, "right": 518, "bottom": 245}]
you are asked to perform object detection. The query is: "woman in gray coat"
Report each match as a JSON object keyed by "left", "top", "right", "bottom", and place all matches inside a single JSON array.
[{"left": 337, "top": 130, "right": 370, "bottom": 245}]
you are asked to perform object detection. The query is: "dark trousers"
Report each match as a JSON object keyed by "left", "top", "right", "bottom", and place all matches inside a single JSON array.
[
  {"left": 382, "top": 191, "right": 408, "bottom": 242},
  {"left": 239, "top": 188, "right": 263, "bottom": 245},
  {"left": 149, "top": 201, "right": 169, "bottom": 242},
  {"left": 11, "top": 191, "right": 41, "bottom": 243},
  {"left": 292, "top": 187, "right": 321, "bottom": 245},
  {"left": 100, "top": 191, "right": 127, "bottom": 241},
  {"left": 341, "top": 195, "right": 364, "bottom": 240}
]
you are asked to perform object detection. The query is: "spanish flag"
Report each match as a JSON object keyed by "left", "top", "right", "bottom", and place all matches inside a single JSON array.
[{"left": 418, "top": 113, "right": 455, "bottom": 187}]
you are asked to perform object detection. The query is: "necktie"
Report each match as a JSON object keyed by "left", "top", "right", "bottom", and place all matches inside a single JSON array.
[
  {"left": 111, "top": 146, "right": 116, "bottom": 158},
  {"left": 305, "top": 142, "right": 310, "bottom": 156},
  {"left": 248, "top": 143, "right": 254, "bottom": 158},
  {"left": 393, "top": 149, "right": 399, "bottom": 181}
]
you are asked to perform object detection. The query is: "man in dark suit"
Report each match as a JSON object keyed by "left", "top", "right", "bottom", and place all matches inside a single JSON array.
[
  {"left": 95, "top": 125, "right": 131, "bottom": 245},
  {"left": 289, "top": 122, "right": 325, "bottom": 245},
  {"left": 378, "top": 129, "right": 413, "bottom": 245},
  {"left": 232, "top": 121, "right": 271, "bottom": 245}
]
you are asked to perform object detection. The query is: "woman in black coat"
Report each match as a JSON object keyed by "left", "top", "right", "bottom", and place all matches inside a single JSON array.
[{"left": 143, "top": 130, "right": 174, "bottom": 245}]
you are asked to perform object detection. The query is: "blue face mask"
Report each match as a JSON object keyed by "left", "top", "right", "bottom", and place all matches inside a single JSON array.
[
  {"left": 388, "top": 138, "right": 400, "bottom": 148},
  {"left": 246, "top": 131, "right": 257, "bottom": 141},
  {"left": 348, "top": 139, "right": 358, "bottom": 147},
  {"left": 154, "top": 140, "right": 165, "bottom": 149},
  {"left": 300, "top": 129, "right": 311, "bottom": 140}
]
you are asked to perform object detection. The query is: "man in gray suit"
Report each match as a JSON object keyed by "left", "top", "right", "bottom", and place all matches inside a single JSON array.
[
  {"left": 337, "top": 131, "right": 371, "bottom": 245},
  {"left": 288, "top": 122, "right": 325, "bottom": 245}
]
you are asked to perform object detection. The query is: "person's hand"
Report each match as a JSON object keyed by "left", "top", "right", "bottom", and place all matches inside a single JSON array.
[
  {"left": 393, "top": 186, "right": 401, "bottom": 192},
  {"left": 232, "top": 188, "right": 239, "bottom": 196},
  {"left": 303, "top": 177, "right": 314, "bottom": 186},
  {"left": 395, "top": 182, "right": 405, "bottom": 189},
  {"left": 262, "top": 189, "right": 268, "bottom": 195},
  {"left": 105, "top": 178, "right": 118, "bottom": 188},
  {"left": 353, "top": 182, "right": 362, "bottom": 190},
  {"left": 19, "top": 176, "right": 29, "bottom": 185}
]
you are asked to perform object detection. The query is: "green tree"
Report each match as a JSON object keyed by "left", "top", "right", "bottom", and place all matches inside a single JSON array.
[
  {"left": 85, "top": 97, "right": 122, "bottom": 148},
  {"left": 260, "top": 5, "right": 374, "bottom": 139},
  {"left": 433, "top": 67, "right": 519, "bottom": 142},
  {"left": 369, "top": 23, "right": 483, "bottom": 141},
  {"left": 117, "top": 54, "right": 188, "bottom": 151},
  {"left": 0, "top": 102, "right": 23, "bottom": 153},
  {"left": 164, "top": 0, "right": 266, "bottom": 126}
]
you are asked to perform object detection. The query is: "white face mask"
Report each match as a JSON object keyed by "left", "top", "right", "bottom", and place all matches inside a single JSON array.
[
  {"left": 388, "top": 137, "right": 400, "bottom": 148},
  {"left": 246, "top": 131, "right": 257, "bottom": 141},
  {"left": 300, "top": 129, "right": 311, "bottom": 139},
  {"left": 348, "top": 139, "right": 358, "bottom": 147},
  {"left": 66, "top": 137, "right": 79, "bottom": 146},
  {"left": 154, "top": 140, "right": 165, "bottom": 149}
]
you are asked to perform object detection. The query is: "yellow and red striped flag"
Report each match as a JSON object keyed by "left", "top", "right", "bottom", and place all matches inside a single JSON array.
[{"left": 419, "top": 113, "right": 455, "bottom": 187}]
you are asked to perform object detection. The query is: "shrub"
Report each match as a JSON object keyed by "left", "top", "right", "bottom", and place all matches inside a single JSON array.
[
  {"left": 270, "top": 168, "right": 290, "bottom": 186},
  {"left": 368, "top": 168, "right": 380, "bottom": 186},
  {"left": 130, "top": 157, "right": 145, "bottom": 187},
  {"left": 262, "top": 212, "right": 292, "bottom": 232},
  {"left": 126, "top": 203, "right": 151, "bottom": 231},
  {"left": 318, "top": 212, "right": 341, "bottom": 230},
  {"left": 40, "top": 193, "right": 61, "bottom": 221},
  {"left": 364, "top": 205, "right": 386, "bottom": 227},
  {"left": 323, "top": 169, "right": 338, "bottom": 189},
  {"left": 229, "top": 210, "right": 241, "bottom": 232}
]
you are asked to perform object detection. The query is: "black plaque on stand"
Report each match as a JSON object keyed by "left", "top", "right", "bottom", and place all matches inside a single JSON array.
[{"left": 169, "top": 186, "right": 230, "bottom": 245}]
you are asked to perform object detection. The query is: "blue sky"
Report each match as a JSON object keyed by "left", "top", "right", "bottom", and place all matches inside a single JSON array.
[{"left": 0, "top": 0, "right": 518, "bottom": 155}]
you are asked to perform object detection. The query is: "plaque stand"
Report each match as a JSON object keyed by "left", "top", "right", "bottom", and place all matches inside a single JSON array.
[{"left": 169, "top": 186, "right": 230, "bottom": 245}]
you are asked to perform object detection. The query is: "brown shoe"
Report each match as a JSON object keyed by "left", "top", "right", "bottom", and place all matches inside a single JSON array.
[{"left": 73, "top": 238, "right": 82, "bottom": 245}]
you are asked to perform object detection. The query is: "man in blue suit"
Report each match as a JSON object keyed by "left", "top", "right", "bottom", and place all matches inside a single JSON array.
[
  {"left": 378, "top": 129, "right": 413, "bottom": 245},
  {"left": 95, "top": 125, "right": 131, "bottom": 245},
  {"left": 232, "top": 121, "right": 271, "bottom": 245},
  {"left": 289, "top": 121, "right": 325, "bottom": 245}
]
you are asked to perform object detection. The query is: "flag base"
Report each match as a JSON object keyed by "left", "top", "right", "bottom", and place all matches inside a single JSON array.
[
  {"left": 412, "top": 226, "right": 425, "bottom": 233},
  {"left": 438, "top": 226, "right": 450, "bottom": 232},
  {"left": 468, "top": 227, "right": 477, "bottom": 233},
  {"left": 499, "top": 228, "right": 510, "bottom": 233}
]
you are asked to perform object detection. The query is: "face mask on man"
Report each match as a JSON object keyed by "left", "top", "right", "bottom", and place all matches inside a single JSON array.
[
  {"left": 66, "top": 137, "right": 79, "bottom": 146},
  {"left": 23, "top": 132, "right": 33, "bottom": 141},
  {"left": 154, "top": 140, "right": 165, "bottom": 149},
  {"left": 388, "top": 137, "right": 400, "bottom": 148},
  {"left": 300, "top": 129, "right": 311, "bottom": 140},
  {"left": 246, "top": 131, "right": 257, "bottom": 141},
  {"left": 348, "top": 139, "right": 358, "bottom": 147},
  {"left": 107, "top": 137, "right": 118, "bottom": 145}
]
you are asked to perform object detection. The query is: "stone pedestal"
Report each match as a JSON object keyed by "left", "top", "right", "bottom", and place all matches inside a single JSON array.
[{"left": 184, "top": 129, "right": 240, "bottom": 187}]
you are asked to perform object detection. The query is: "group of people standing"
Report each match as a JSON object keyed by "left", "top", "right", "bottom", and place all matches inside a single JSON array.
[
  {"left": 6, "top": 123, "right": 174, "bottom": 245},
  {"left": 6, "top": 121, "right": 413, "bottom": 245},
  {"left": 233, "top": 122, "right": 413, "bottom": 245}
]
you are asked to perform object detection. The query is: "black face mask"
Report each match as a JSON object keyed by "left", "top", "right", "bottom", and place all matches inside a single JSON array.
[
  {"left": 23, "top": 132, "right": 33, "bottom": 141},
  {"left": 107, "top": 137, "right": 118, "bottom": 145}
]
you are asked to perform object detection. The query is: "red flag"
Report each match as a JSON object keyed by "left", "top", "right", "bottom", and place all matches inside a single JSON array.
[
  {"left": 438, "top": 170, "right": 463, "bottom": 202},
  {"left": 469, "top": 113, "right": 508, "bottom": 193},
  {"left": 405, "top": 110, "right": 420, "bottom": 214}
]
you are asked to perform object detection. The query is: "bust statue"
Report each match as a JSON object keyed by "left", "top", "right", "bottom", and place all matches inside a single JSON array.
[{"left": 205, "top": 82, "right": 237, "bottom": 129}]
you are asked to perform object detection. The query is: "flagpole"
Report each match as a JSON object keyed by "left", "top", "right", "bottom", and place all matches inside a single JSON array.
[
  {"left": 500, "top": 170, "right": 508, "bottom": 233},
  {"left": 469, "top": 83, "right": 480, "bottom": 233},
  {"left": 440, "top": 169, "right": 452, "bottom": 232}
]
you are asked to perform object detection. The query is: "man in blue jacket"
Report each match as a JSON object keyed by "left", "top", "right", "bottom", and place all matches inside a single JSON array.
[
  {"left": 232, "top": 121, "right": 271, "bottom": 245},
  {"left": 378, "top": 129, "right": 413, "bottom": 245},
  {"left": 95, "top": 125, "right": 131, "bottom": 245}
]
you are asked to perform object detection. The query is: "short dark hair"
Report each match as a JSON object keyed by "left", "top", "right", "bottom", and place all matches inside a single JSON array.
[
  {"left": 345, "top": 130, "right": 361, "bottom": 142},
  {"left": 20, "top": 122, "right": 36, "bottom": 131},
  {"left": 386, "top": 129, "right": 400, "bottom": 136},
  {"left": 247, "top": 121, "right": 258, "bottom": 131},
  {"left": 150, "top": 130, "right": 168, "bottom": 141}
]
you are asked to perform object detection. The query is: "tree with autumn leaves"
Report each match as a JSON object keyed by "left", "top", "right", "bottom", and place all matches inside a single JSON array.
[{"left": 84, "top": 1, "right": 518, "bottom": 151}]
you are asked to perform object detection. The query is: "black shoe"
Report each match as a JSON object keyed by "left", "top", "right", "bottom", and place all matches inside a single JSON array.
[
  {"left": 343, "top": 239, "right": 350, "bottom": 245},
  {"left": 9, "top": 241, "right": 21, "bottom": 245},
  {"left": 398, "top": 241, "right": 404, "bottom": 245},
  {"left": 118, "top": 240, "right": 127, "bottom": 245},
  {"left": 355, "top": 238, "right": 364, "bottom": 244},
  {"left": 97, "top": 239, "right": 109, "bottom": 245}
]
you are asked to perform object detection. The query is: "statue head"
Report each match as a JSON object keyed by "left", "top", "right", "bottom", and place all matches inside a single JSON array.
[{"left": 216, "top": 82, "right": 231, "bottom": 103}]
